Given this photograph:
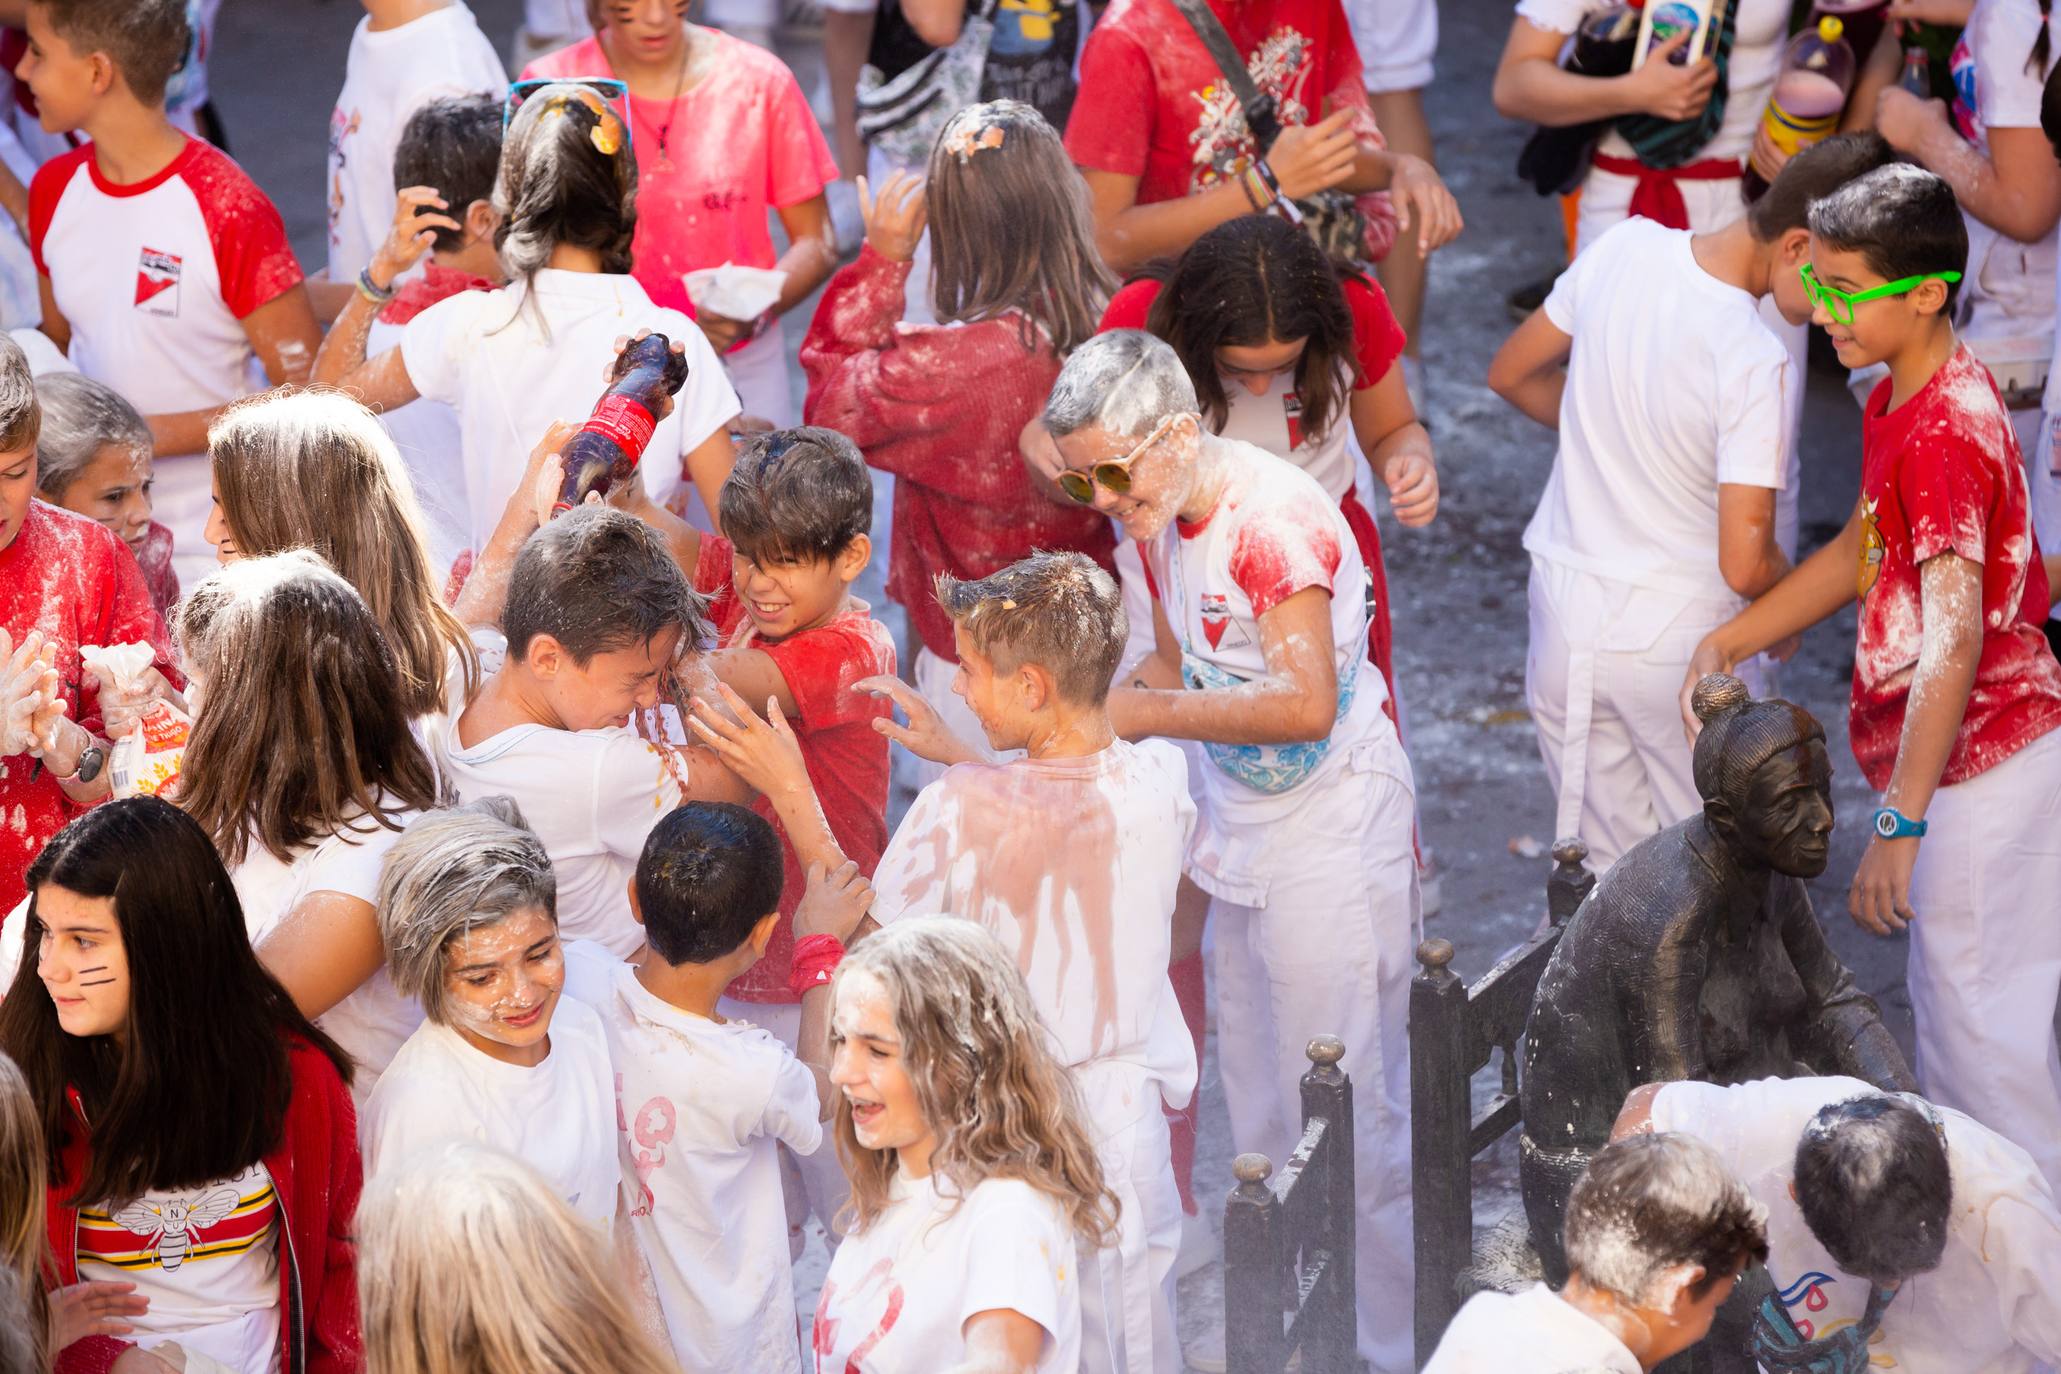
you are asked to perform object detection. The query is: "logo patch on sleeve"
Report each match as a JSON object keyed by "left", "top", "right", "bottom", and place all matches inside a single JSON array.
[{"left": 135, "top": 248, "right": 182, "bottom": 317}]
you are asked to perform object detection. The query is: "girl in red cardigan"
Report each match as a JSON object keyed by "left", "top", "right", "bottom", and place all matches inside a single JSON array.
[
  {"left": 0, "top": 797, "right": 361, "bottom": 1374},
  {"left": 802, "top": 98, "right": 1118, "bottom": 788}
]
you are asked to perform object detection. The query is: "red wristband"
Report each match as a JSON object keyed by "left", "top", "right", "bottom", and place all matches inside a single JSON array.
[{"left": 789, "top": 933, "right": 846, "bottom": 997}]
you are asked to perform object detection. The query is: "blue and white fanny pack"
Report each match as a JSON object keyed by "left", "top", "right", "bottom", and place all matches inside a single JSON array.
[{"left": 1179, "top": 651, "right": 1357, "bottom": 794}]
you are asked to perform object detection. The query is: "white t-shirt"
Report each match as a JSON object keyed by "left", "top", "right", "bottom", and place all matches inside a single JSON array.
[
  {"left": 811, "top": 1173, "right": 1081, "bottom": 1374},
  {"left": 1948, "top": 0, "right": 2058, "bottom": 359},
  {"left": 1513, "top": 0, "right": 1792, "bottom": 166},
  {"left": 368, "top": 312, "right": 471, "bottom": 579},
  {"left": 27, "top": 137, "right": 304, "bottom": 567},
  {"left": 1530, "top": 217, "right": 1792, "bottom": 602},
  {"left": 363, "top": 995, "right": 621, "bottom": 1227},
  {"left": 1141, "top": 439, "right": 1389, "bottom": 825},
  {"left": 1652, "top": 1075, "right": 2061, "bottom": 1372},
  {"left": 77, "top": 1161, "right": 280, "bottom": 1374},
  {"left": 440, "top": 722, "right": 687, "bottom": 955},
  {"left": 1216, "top": 366, "right": 1360, "bottom": 503},
  {"left": 399, "top": 269, "right": 741, "bottom": 549},
  {"left": 607, "top": 967, "right": 822, "bottom": 1372},
  {"left": 327, "top": 3, "right": 507, "bottom": 284},
  {"left": 872, "top": 742, "right": 1200, "bottom": 1132},
  {"left": 1422, "top": 1283, "right": 1641, "bottom": 1373},
  {"left": 229, "top": 808, "right": 424, "bottom": 1102}
]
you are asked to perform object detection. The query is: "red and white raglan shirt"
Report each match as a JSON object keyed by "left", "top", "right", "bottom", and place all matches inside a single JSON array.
[
  {"left": 1140, "top": 441, "right": 1388, "bottom": 831},
  {"left": 1851, "top": 346, "right": 2061, "bottom": 790},
  {"left": 29, "top": 137, "right": 305, "bottom": 585}
]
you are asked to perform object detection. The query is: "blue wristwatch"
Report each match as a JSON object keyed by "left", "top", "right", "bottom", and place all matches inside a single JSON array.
[{"left": 1873, "top": 806, "right": 1928, "bottom": 840}]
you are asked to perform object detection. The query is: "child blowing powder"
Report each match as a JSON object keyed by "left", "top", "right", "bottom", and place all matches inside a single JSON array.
[{"left": 862, "top": 552, "right": 1194, "bottom": 1374}]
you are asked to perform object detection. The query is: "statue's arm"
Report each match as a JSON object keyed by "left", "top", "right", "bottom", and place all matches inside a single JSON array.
[
  {"left": 1625, "top": 913, "right": 1715, "bottom": 1085},
  {"left": 1779, "top": 877, "right": 1918, "bottom": 1091}
]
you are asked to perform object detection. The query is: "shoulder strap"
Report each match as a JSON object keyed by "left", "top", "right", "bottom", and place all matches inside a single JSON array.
[{"left": 1162, "top": 0, "right": 1281, "bottom": 149}]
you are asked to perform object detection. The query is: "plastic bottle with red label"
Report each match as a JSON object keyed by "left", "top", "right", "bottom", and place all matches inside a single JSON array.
[{"left": 553, "top": 333, "right": 693, "bottom": 513}]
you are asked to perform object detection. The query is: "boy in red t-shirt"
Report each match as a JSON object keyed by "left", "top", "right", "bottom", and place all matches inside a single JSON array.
[
  {"left": 694, "top": 425, "right": 894, "bottom": 1249},
  {"left": 0, "top": 334, "right": 175, "bottom": 909},
  {"left": 1687, "top": 165, "right": 2061, "bottom": 1195},
  {"left": 19, "top": 0, "right": 318, "bottom": 588}
]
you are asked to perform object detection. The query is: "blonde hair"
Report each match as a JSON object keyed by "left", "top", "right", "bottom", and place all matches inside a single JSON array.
[
  {"left": 832, "top": 918, "right": 1118, "bottom": 1243},
  {"left": 0, "top": 1054, "right": 45, "bottom": 1371},
  {"left": 926, "top": 100, "right": 1113, "bottom": 356},
  {"left": 208, "top": 389, "right": 476, "bottom": 719},
  {"left": 358, "top": 1142, "right": 679, "bottom": 1374},
  {"left": 177, "top": 551, "right": 439, "bottom": 865}
]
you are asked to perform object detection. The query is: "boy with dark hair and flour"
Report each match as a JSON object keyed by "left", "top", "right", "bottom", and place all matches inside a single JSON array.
[
  {"left": 1688, "top": 164, "right": 2061, "bottom": 1199},
  {"left": 863, "top": 550, "right": 1194, "bottom": 1374}
]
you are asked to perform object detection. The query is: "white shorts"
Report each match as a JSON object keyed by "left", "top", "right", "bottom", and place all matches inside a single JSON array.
[{"left": 1343, "top": 0, "right": 1437, "bottom": 93}]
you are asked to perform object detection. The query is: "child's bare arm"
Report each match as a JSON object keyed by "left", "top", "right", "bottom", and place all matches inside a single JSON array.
[
  {"left": 708, "top": 647, "right": 802, "bottom": 720},
  {"left": 687, "top": 681, "right": 848, "bottom": 869},
  {"left": 1849, "top": 552, "right": 1983, "bottom": 936},
  {"left": 1715, "top": 483, "right": 1792, "bottom": 598},
  {"left": 35, "top": 274, "right": 69, "bottom": 353},
  {"left": 1108, "top": 587, "right": 1340, "bottom": 745},
  {"left": 141, "top": 288, "right": 323, "bottom": 456},
  {"left": 793, "top": 859, "right": 876, "bottom": 1117},
  {"left": 1681, "top": 496, "right": 1866, "bottom": 735},
  {"left": 312, "top": 186, "right": 452, "bottom": 407},
  {"left": 1485, "top": 308, "right": 1572, "bottom": 429}
]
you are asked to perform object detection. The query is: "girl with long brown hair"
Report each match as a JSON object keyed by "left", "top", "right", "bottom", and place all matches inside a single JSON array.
[
  {"left": 802, "top": 98, "right": 1119, "bottom": 790},
  {"left": 177, "top": 551, "right": 440, "bottom": 1101},
  {"left": 812, "top": 917, "right": 1116, "bottom": 1373},
  {"left": 202, "top": 388, "right": 478, "bottom": 729}
]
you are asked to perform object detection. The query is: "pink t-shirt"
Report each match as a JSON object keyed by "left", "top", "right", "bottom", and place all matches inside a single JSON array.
[{"left": 522, "top": 32, "right": 840, "bottom": 316}]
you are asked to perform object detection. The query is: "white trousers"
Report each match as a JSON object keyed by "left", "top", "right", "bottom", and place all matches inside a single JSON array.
[
  {"left": 722, "top": 319, "right": 797, "bottom": 428},
  {"left": 1077, "top": 1087, "right": 1183, "bottom": 1374},
  {"left": 715, "top": 996, "right": 851, "bottom": 1251},
  {"left": 1526, "top": 559, "right": 1768, "bottom": 875},
  {"left": 1906, "top": 726, "right": 2061, "bottom": 1197},
  {"left": 1208, "top": 743, "right": 1419, "bottom": 1373}
]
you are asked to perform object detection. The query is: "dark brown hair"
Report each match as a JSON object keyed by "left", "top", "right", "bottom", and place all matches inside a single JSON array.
[
  {"left": 503, "top": 506, "right": 708, "bottom": 666},
  {"left": 936, "top": 551, "right": 1126, "bottom": 706},
  {"left": 37, "top": 0, "right": 189, "bottom": 105},
  {"left": 209, "top": 389, "right": 477, "bottom": 720},
  {"left": 719, "top": 427, "right": 872, "bottom": 567},
  {"left": 1564, "top": 1133, "right": 1768, "bottom": 1305},
  {"left": 176, "top": 551, "right": 439, "bottom": 866},
  {"left": 926, "top": 100, "right": 1114, "bottom": 356},
  {"left": 494, "top": 83, "right": 637, "bottom": 314},
  {"left": 1141, "top": 214, "right": 1362, "bottom": 443},
  {"left": 394, "top": 94, "right": 505, "bottom": 255},
  {"left": 0, "top": 798, "right": 351, "bottom": 1206},
  {"left": 1745, "top": 130, "right": 1897, "bottom": 241}
]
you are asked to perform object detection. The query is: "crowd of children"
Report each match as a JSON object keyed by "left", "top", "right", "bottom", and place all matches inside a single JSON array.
[{"left": 1, "top": 0, "right": 2061, "bottom": 1370}]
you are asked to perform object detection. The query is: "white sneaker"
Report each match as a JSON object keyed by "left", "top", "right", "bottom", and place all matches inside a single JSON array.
[{"left": 1175, "top": 1209, "right": 1215, "bottom": 1279}]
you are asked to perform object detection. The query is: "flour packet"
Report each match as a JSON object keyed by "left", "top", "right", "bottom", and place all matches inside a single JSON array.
[{"left": 79, "top": 642, "right": 190, "bottom": 798}]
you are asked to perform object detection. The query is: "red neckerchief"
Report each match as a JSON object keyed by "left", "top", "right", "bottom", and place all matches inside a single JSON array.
[{"left": 378, "top": 261, "right": 494, "bottom": 326}]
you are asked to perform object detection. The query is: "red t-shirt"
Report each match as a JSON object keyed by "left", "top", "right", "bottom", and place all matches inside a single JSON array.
[
  {"left": 1065, "top": 0, "right": 1375, "bottom": 206},
  {"left": 1849, "top": 347, "right": 2061, "bottom": 791},
  {"left": 0, "top": 502, "right": 176, "bottom": 910},
  {"left": 692, "top": 535, "right": 896, "bottom": 1002},
  {"left": 522, "top": 33, "right": 839, "bottom": 319}
]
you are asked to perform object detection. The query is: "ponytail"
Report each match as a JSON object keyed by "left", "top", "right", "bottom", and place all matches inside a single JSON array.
[{"left": 2029, "top": 0, "right": 2052, "bottom": 78}]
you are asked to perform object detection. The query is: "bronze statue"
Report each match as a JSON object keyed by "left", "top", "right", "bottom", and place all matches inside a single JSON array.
[{"left": 1519, "top": 674, "right": 1915, "bottom": 1279}]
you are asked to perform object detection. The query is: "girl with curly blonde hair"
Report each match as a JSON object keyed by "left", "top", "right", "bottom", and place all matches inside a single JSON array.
[{"left": 815, "top": 917, "right": 1117, "bottom": 1374}]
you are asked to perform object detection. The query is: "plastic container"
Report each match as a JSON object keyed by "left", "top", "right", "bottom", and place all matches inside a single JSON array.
[
  {"left": 1741, "top": 16, "right": 1856, "bottom": 201},
  {"left": 554, "top": 333, "right": 693, "bottom": 513},
  {"left": 1810, "top": 0, "right": 1890, "bottom": 77}
]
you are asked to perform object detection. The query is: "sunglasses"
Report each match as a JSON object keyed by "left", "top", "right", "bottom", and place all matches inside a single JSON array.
[
  {"left": 1799, "top": 263, "right": 1962, "bottom": 328},
  {"left": 1055, "top": 415, "right": 1180, "bottom": 505},
  {"left": 503, "top": 78, "right": 633, "bottom": 155}
]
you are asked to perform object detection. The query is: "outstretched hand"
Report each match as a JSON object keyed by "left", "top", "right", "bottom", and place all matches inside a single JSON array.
[
  {"left": 854, "top": 675, "right": 983, "bottom": 767},
  {"left": 857, "top": 170, "right": 928, "bottom": 262},
  {"left": 686, "top": 679, "right": 812, "bottom": 800}
]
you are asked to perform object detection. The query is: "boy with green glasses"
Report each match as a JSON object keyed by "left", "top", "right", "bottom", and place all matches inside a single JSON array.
[{"left": 1685, "top": 163, "right": 2061, "bottom": 1199}]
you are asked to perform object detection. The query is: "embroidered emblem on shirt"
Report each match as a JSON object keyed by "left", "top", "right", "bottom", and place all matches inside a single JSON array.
[
  {"left": 1200, "top": 591, "right": 1232, "bottom": 649},
  {"left": 135, "top": 248, "right": 182, "bottom": 317},
  {"left": 1857, "top": 496, "right": 1885, "bottom": 600}
]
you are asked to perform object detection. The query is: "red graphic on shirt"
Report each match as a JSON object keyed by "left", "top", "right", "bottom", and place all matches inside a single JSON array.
[
  {"left": 135, "top": 247, "right": 182, "bottom": 316},
  {"left": 812, "top": 1259, "right": 905, "bottom": 1373},
  {"left": 1200, "top": 592, "right": 1231, "bottom": 649}
]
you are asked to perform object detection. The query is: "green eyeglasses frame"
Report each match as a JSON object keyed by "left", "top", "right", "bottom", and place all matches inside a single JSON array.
[{"left": 1799, "top": 262, "right": 1963, "bottom": 327}]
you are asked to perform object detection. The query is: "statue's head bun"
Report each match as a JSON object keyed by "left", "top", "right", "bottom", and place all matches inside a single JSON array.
[{"left": 1691, "top": 673, "right": 1825, "bottom": 806}]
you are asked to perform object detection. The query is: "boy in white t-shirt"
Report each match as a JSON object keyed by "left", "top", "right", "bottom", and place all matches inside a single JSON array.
[
  {"left": 609, "top": 801, "right": 870, "bottom": 1374},
  {"left": 861, "top": 551, "right": 1196, "bottom": 1374},
  {"left": 20, "top": 0, "right": 321, "bottom": 588},
  {"left": 324, "top": 0, "right": 505, "bottom": 295},
  {"left": 1487, "top": 132, "right": 1897, "bottom": 874},
  {"left": 1618, "top": 1075, "right": 2061, "bottom": 1371},
  {"left": 363, "top": 798, "right": 621, "bottom": 1226},
  {"left": 1426, "top": 1133, "right": 1767, "bottom": 1373},
  {"left": 444, "top": 505, "right": 848, "bottom": 956},
  {"left": 1046, "top": 332, "right": 1413, "bottom": 1372}
]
